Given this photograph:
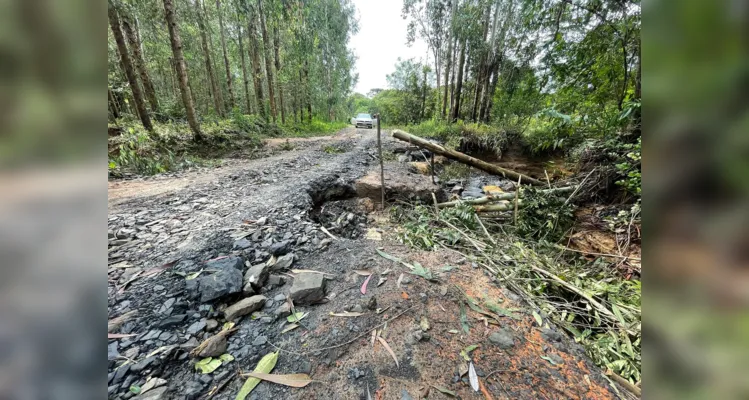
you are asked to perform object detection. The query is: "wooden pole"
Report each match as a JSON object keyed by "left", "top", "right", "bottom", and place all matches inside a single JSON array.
[
  {"left": 392, "top": 129, "right": 544, "bottom": 185},
  {"left": 376, "top": 114, "right": 385, "bottom": 209}
]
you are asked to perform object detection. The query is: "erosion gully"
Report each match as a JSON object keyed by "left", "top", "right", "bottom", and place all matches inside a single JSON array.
[{"left": 108, "top": 128, "right": 621, "bottom": 400}]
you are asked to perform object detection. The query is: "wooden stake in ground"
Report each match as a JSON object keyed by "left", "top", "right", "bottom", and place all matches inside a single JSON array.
[
  {"left": 514, "top": 176, "right": 521, "bottom": 225},
  {"left": 376, "top": 114, "right": 385, "bottom": 209},
  {"left": 392, "top": 130, "right": 544, "bottom": 185}
]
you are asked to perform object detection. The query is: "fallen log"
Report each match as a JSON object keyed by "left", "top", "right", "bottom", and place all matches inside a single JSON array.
[
  {"left": 436, "top": 186, "right": 576, "bottom": 208},
  {"left": 392, "top": 129, "right": 544, "bottom": 185}
]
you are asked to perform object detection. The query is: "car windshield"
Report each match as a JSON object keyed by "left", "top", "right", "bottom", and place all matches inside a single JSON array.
[{"left": 357, "top": 114, "right": 372, "bottom": 119}]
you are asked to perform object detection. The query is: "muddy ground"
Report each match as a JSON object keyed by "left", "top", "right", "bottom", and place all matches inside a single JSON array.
[{"left": 108, "top": 127, "right": 622, "bottom": 399}]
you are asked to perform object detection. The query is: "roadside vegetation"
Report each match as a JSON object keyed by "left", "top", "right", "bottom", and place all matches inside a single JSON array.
[
  {"left": 351, "top": 0, "right": 643, "bottom": 387},
  {"left": 108, "top": 0, "right": 357, "bottom": 176}
]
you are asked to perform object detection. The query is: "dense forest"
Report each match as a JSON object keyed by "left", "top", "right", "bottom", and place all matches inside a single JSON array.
[
  {"left": 108, "top": 0, "right": 357, "bottom": 140},
  {"left": 357, "top": 0, "right": 640, "bottom": 156}
]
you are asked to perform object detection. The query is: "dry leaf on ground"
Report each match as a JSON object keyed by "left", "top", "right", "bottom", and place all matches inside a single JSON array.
[
  {"left": 241, "top": 372, "right": 312, "bottom": 388},
  {"left": 377, "top": 337, "right": 399, "bottom": 368}
]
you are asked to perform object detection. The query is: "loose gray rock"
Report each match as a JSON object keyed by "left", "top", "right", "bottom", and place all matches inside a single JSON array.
[
  {"left": 233, "top": 238, "right": 252, "bottom": 250},
  {"left": 191, "top": 267, "right": 243, "bottom": 303},
  {"left": 158, "top": 314, "right": 186, "bottom": 329},
  {"left": 273, "top": 303, "right": 291, "bottom": 318},
  {"left": 267, "top": 274, "right": 285, "bottom": 287},
  {"left": 205, "top": 319, "right": 219, "bottom": 331},
  {"left": 205, "top": 256, "right": 244, "bottom": 272},
  {"left": 269, "top": 240, "right": 291, "bottom": 256},
  {"left": 252, "top": 336, "right": 267, "bottom": 346},
  {"left": 489, "top": 329, "right": 515, "bottom": 349},
  {"left": 224, "top": 295, "right": 268, "bottom": 320},
  {"left": 271, "top": 253, "right": 295, "bottom": 271},
  {"left": 186, "top": 319, "right": 207, "bottom": 335},
  {"left": 352, "top": 304, "right": 363, "bottom": 313},
  {"left": 273, "top": 294, "right": 286, "bottom": 302},
  {"left": 244, "top": 263, "right": 270, "bottom": 292},
  {"left": 289, "top": 272, "right": 326, "bottom": 305},
  {"left": 541, "top": 328, "right": 563, "bottom": 343},
  {"left": 108, "top": 342, "right": 119, "bottom": 361},
  {"left": 135, "top": 386, "right": 167, "bottom": 400}
]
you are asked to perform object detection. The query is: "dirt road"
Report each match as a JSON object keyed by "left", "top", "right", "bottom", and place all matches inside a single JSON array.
[{"left": 108, "top": 128, "right": 620, "bottom": 399}]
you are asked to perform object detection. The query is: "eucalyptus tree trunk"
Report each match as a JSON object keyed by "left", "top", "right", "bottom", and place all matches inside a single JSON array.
[
  {"left": 216, "top": 0, "right": 235, "bottom": 110},
  {"left": 236, "top": 21, "right": 253, "bottom": 114},
  {"left": 442, "top": 0, "right": 457, "bottom": 119},
  {"left": 121, "top": 13, "right": 160, "bottom": 115},
  {"left": 304, "top": 61, "right": 312, "bottom": 123},
  {"left": 247, "top": 6, "right": 266, "bottom": 118},
  {"left": 451, "top": 40, "right": 466, "bottom": 122},
  {"left": 273, "top": 25, "right": 285, "bottom": 124},
  {"left": 162, "top": 0, "right": 203, "bottom": 140},
  {"left": 196, "top": 0, "right": 224, "bottom": 116},
  {"left": 257, "top": 0, "right": 277, "bottom": 122},
  {"left": 108, "top": 1, "right": 153, "bottom": 131}
]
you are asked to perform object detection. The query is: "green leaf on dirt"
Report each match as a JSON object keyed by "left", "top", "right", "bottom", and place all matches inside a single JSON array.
[
  {"left": 440, "top": 265, "right": 456, "bottom": 272},
  {"left": 186, "top": 270, "right": 204, "bottom": 280},
  {"left": 242, "top": 372, "right": 313, "bottom": 388},
  {"left": 287, "top": 312, "right": 308, "bottom": 323},
  {"left": 485, "top": 302, "right": 522, "bottom": 320},
  {"left": 460, "top": 303, "right": 470, "bottom": 333},
  {"left": 281, "top": 324, "right": 299, "bottom": 334},
  {"left": 195, "top": 357, "right": 223, "bottom": 374},
  {"left": 541, "top": 355, "right": 559, "bottom": 365},
  {"left": 376, "top": 249, "right": 401, "bottom": 263},
  {"left": 235, "top": 351, "right": 279, "bottom": 400},
  {"left": 219, "top": 353, "right": 234, "bottom": 363},
  {"left": 223, "top": 321, "right": 235, "bottom": 331},
  {"left": 129, "top": 385, "right": 141, "bottom": 395},
  {"left": 532, "top": 310, "right": 544, "bottom": 327},
  {"left": 432, "top": 386, "right": 457, "bottom": 397},
  {"left": 460, "top": 344, "right": 479, "bottom": 361},
  {"left": 408, "top": 262, "right": 434, "bottom": 281}
]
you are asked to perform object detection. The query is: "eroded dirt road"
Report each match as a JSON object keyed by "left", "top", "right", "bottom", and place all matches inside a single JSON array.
[{"left": 108, "top": 128, "right": 620, "bottom": 400}]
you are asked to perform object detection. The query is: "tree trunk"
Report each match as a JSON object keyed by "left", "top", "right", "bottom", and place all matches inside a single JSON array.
[
  {"left": 482, "top": 57, "right": 501, "bottom": 122},
  {"left": 449, "top": 35, "right": 458, "bottom": 115},
  {"left": 216, "top": 0, "right": 235, "bottom": 110},
  {"left": 108, "top": 1, "right": 153, "bottom": 131},
  {"left": 257, "top": 0, "right": 277, "bottom": 122},
  {"left": 392, "top": 130, "right": 544, "bottom": 185},
  {"left": 247, "top": 6, "right": 266, "bottom": 119},
  {"left": 273, "top": 25, "right": 285, "bottom": 124},
  {"left": 441, "top": 34, "right": 453, "bottom": 119},
  {"left": 304, "top": 61, "right": 312, "bottom": 123},
  {"left": 163, "top": 0, "right": 203, "bottom": 140},
  {"left": 236, "top": 21, "right": 253, "bottom": 114},
  {"left": 451, "top": 40, "right": 466, "bottom": 122},
  {"left": 121, "top": 13, "right": 160, "bottom": 115},
  {"left": 108, "top": 87, "right": 120, "bottom": 120},
  {"left": 196, "top": 0, "right": 224, "bottom": 117},
  {"left": 420, "top": 67, "right": 428, "bottom": 120}
]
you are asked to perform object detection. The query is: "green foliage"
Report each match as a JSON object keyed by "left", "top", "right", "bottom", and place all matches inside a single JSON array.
[
  {"left": 614, "top": 137, "right": 641, "bottom": 196},
  {"left": 439, "top": 162, "right": 472, "bottom": 181},
  {"left": 322, "top": 144, "right": 345, "bottom": 154},
  {"left": 108, "top": 125, "right": 215, "bottom": 175},
  {"left": 406, "top": 120, "right": 507, "bottom": 154},
  {"left": 520, "top": 108, "right": 581, "bottom": 155},
  {"left": 515, "top": 187, "right": 575, "bottom": 242},
  {"left": 389, "top": 203, "right": 476, "bottom": 250},
  {"left": 278, "top": 140, "right": 295, "bottom": 151}
]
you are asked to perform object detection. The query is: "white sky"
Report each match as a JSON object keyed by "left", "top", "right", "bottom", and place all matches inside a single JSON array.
[{"left": 349, "top": 0, "right": 429, "bottom": 95}]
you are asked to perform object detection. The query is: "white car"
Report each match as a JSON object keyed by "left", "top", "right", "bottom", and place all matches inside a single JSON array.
[{"left": 353, "top": 113, "right": 375, "bottom": 129}]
